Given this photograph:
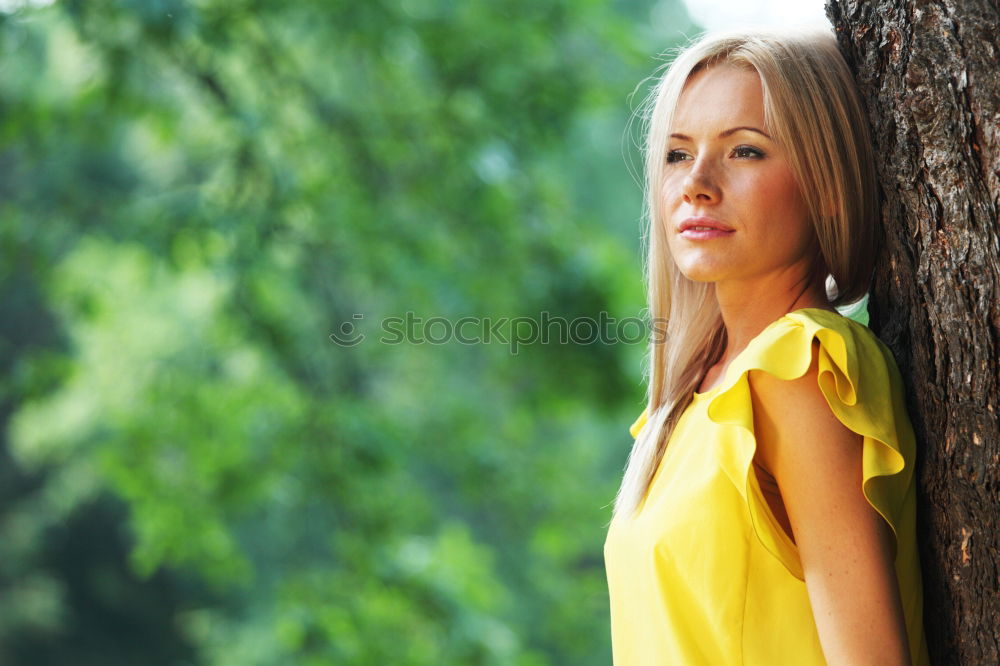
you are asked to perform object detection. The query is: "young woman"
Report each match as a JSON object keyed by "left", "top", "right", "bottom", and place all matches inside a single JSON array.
[{"left": 603, "top": 29, "right": 930, "bottom": 665}]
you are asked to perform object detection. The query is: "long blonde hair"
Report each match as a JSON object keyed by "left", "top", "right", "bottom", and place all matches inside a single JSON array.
[{"left": 613, "top": 28, "right": 879, "bottom": 519}]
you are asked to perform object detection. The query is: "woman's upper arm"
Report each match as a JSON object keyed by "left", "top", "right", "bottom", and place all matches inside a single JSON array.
[{"left": 748, "top": 340, "right": 911, "bottom": 666}]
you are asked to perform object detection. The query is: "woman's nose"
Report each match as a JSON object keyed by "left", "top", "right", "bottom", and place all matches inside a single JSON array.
[{"left": 682, "top": 159, "right": 722, "bottom": 204}]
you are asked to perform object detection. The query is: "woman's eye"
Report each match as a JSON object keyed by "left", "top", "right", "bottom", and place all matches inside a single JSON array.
[
  {"left": 666, "top": 150, "right": 690, "bottom": 164},
  {"left": 732, "top": 145, "right": 765, "bottom": 159}
]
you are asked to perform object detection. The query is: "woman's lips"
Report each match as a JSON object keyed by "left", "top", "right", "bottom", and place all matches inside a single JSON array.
[{"left": 678, "top": 217, "right": 735, "bottom": 240}]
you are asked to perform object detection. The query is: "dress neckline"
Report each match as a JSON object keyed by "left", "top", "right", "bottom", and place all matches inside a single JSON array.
[{"left": 692, "top": 384, "right": 722, "bottom": 399}]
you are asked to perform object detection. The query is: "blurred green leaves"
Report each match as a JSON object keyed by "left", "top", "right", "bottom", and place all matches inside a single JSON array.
[{"left": 1, "top": 0, "right": 696, "bottom": 663}]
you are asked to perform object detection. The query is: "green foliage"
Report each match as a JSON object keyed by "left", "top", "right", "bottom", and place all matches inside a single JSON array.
[{"left": 0, "top": 0, "right": 696, "bottom": 663}]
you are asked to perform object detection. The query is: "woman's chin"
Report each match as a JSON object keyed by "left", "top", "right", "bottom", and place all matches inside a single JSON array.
[{"left": 676, "top": 265, "right": 725, "bottom": 283}]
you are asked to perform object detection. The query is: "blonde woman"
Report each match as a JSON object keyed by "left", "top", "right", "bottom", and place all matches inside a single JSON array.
[{"left": 603, "top": 29, "right": 930, "bottom": 665}]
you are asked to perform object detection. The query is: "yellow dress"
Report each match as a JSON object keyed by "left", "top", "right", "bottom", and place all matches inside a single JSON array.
[{"left": 603, "top": 308, "right": 930, "bottom": 665}]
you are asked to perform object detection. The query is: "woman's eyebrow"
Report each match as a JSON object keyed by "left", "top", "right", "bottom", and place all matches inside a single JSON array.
[
  {"left": 669, "top": 126, "right": 772, "bottom": 140},
  {"left": 720, "top": 125, "right": 771, "bottom": 139}
]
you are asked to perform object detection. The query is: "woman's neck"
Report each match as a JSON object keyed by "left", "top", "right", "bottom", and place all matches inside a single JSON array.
[{"left": 713, "top": 269, "right": 833, "bottom": 368}]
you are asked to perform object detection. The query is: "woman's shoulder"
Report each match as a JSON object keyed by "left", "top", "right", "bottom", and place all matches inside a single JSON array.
[
  {"left": 734, "top": 307, "right": 902, "bottom": 390},
  {"left": 781, "top": 306, "right": 885, "bottom": 350},
  {"left": 709, "top": 306, "right": 914, "bottom": 459}
]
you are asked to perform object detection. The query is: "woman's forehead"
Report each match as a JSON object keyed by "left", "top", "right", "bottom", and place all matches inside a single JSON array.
[{"left": 671, "top": 65, "right": 767, "bottom": 136}]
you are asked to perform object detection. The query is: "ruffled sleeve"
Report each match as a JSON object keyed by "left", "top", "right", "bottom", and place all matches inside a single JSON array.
[{"left": 704, "top": 308, "right": 916, "bottom": 580}]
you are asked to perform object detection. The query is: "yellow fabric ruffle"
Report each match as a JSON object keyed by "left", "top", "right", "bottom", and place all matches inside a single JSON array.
[{"left": 628, "top": 408, "right": 648, "bottom": 440}]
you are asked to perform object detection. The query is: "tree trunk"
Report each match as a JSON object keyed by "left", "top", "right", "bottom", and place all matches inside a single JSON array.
[{"left": 827, "top": 1, "right": 1000, "bottom": 662}]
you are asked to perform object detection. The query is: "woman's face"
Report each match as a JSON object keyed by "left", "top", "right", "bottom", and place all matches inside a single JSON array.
[{"left": 662, "top": 64, "right": 816, "bottom": 287}]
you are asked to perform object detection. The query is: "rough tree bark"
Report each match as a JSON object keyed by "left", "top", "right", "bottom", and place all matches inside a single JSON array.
[{"left": 827, "top": 1, "right": 1000, "bottom": 663}]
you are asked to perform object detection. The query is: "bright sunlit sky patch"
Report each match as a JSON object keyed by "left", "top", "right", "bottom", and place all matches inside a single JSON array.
[
  {"left": 0, "top": 0, "right": 54, "bottom": 12},
  {"left": 681, "top": 0, "right": 829, "bottom": 30}
]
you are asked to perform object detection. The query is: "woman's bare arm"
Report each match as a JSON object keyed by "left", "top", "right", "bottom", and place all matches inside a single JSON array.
[{"left": 749, "top": 340, "right": 911, "bottom": 666}]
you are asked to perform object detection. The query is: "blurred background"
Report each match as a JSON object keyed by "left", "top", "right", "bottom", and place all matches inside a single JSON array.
[{"left": 0, "top": 0, "right": 819, "bottom": 664}]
